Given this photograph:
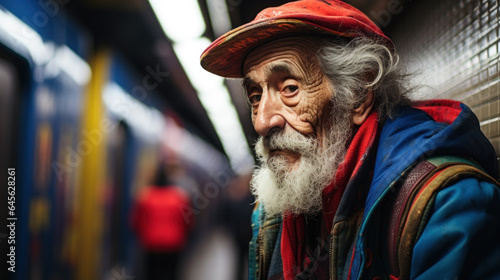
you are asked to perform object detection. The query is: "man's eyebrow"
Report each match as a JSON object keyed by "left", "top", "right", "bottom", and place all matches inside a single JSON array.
[
  {"left": 264, "top": 63, "right": 294, "bottom": 77},
  {"left": 242, "top": 62, "right": 298, "bottom": 89},
  {"left": 242, "top": 77, "right": 254, "bottom": 89}
]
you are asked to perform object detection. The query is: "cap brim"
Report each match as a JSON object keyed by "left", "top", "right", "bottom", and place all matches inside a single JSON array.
[{"left": 200, "top": 18, "right": 352, "bottom": 78}]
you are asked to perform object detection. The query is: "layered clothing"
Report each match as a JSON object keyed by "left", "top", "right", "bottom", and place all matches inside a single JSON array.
[{"left": 249, "top": 100, "right": 500, "bottom": 280}]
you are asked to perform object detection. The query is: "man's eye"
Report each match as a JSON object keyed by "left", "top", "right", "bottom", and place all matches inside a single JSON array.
[
  {"left": 248, "top": 94, "right": 261, "bottom": 104},
  {"left": 283, "top": 85, "right": 299, "bottom": 95}
]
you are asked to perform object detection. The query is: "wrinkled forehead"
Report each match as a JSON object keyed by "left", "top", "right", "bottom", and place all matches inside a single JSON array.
[{"left": 242, "top": 36, "right": 323, "bottom": 77}]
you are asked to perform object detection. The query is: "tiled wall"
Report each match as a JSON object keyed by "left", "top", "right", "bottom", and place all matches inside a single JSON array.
[{"left": 386, "top": 0, "right": 500, "bottom": 173}]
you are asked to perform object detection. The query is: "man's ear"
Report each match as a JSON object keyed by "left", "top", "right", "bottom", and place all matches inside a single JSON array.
[{"left": 352, "top": 88, "right": 375, "bottom": 125}]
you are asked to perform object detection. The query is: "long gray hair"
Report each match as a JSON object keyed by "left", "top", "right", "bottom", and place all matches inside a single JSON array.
[{"left": 316, "top": 37, "right": 412, "bottom": 122}]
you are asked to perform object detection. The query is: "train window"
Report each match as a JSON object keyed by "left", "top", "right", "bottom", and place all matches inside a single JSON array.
[
  {"left": 0, "top": 50, "right": 22, "bottom": 277},
  {"left": 0, "top": 57, "right": 17, "bottom": 169},
  {"left": 0, "top": 44, "right": 29, "bottom": 172}
]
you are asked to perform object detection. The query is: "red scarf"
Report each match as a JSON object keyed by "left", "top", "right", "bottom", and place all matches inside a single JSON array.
[{"left": 281, "top": 112, "right": 379, "bottom": 279}]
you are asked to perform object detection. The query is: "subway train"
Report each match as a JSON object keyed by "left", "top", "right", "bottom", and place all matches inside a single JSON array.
[{"left": 0, "top": 0, "right": 243, "bottom": 279}]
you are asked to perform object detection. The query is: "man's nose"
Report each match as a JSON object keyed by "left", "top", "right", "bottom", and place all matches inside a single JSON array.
[{"left": 253, "top": 93, "right": 286, "bottom": 136}]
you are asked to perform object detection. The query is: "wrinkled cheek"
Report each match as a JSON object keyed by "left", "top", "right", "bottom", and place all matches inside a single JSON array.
[{"left": 296, "top": 105, "right": 327, "bottom": 135}]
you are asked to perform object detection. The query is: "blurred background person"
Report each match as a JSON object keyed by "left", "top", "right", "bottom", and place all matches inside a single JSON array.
[
  {"left": 220, "top": 173, "right": 254, "bottom": 280},
  {"left": 130, "top": 161, "right": 194, "bottom": 280}
]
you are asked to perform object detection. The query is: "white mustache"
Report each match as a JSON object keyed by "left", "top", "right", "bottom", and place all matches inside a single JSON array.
[{"left": 256, "top": 130, "right": 316, "bottom": 160}]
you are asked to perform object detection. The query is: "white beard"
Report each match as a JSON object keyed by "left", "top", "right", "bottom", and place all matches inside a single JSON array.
[{"left": 250, "top": 116, "right": 351, "bottom": 217}]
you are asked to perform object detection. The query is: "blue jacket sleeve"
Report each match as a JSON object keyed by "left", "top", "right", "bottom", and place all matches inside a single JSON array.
[{"left": 410, "top": 177, "right": 500, "bottom": 279}]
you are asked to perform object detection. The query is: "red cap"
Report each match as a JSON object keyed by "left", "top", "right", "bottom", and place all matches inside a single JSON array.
[{"left": 200, "top": 0, "right": 393, "bottom": 78}]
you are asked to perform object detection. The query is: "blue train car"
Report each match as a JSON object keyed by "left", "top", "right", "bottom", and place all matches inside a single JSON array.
[
  {"left": 0, "top": 1, "right": 237, "bottom": 279},
  {"left": 0, "top": 1, "right": 91, "bottom": 279}
]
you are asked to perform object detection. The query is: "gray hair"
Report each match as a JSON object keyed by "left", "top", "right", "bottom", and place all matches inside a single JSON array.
[{"left": 316, "top": 37, "right": 412, "bottom": 122}]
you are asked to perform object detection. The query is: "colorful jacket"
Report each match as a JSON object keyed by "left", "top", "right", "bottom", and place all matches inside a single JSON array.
[{"left": 249, "top": 100, "right": 500, "bottom": 280}]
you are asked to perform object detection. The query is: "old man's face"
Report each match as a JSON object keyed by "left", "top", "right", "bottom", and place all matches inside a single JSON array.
[
  {"left": 243, "top": 37, "right": 334, "bottom": 149},
  {"left": 244, "top": 37, "right": 353, "bottom": 216}
]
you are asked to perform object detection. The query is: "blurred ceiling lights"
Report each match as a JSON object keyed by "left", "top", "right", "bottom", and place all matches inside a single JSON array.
[{"left": 149, "top": 0, "right": 254, "bottom": 175}]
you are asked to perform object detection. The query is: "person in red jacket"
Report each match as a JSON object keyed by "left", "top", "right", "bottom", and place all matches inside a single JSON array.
[{"left": 131, "top": 162, "right": 193, "bottom": 280}]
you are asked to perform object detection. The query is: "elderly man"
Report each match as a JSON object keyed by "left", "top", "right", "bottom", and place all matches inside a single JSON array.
[{"left": 200, "top": 0, "right": 500, "bottom": 279}]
